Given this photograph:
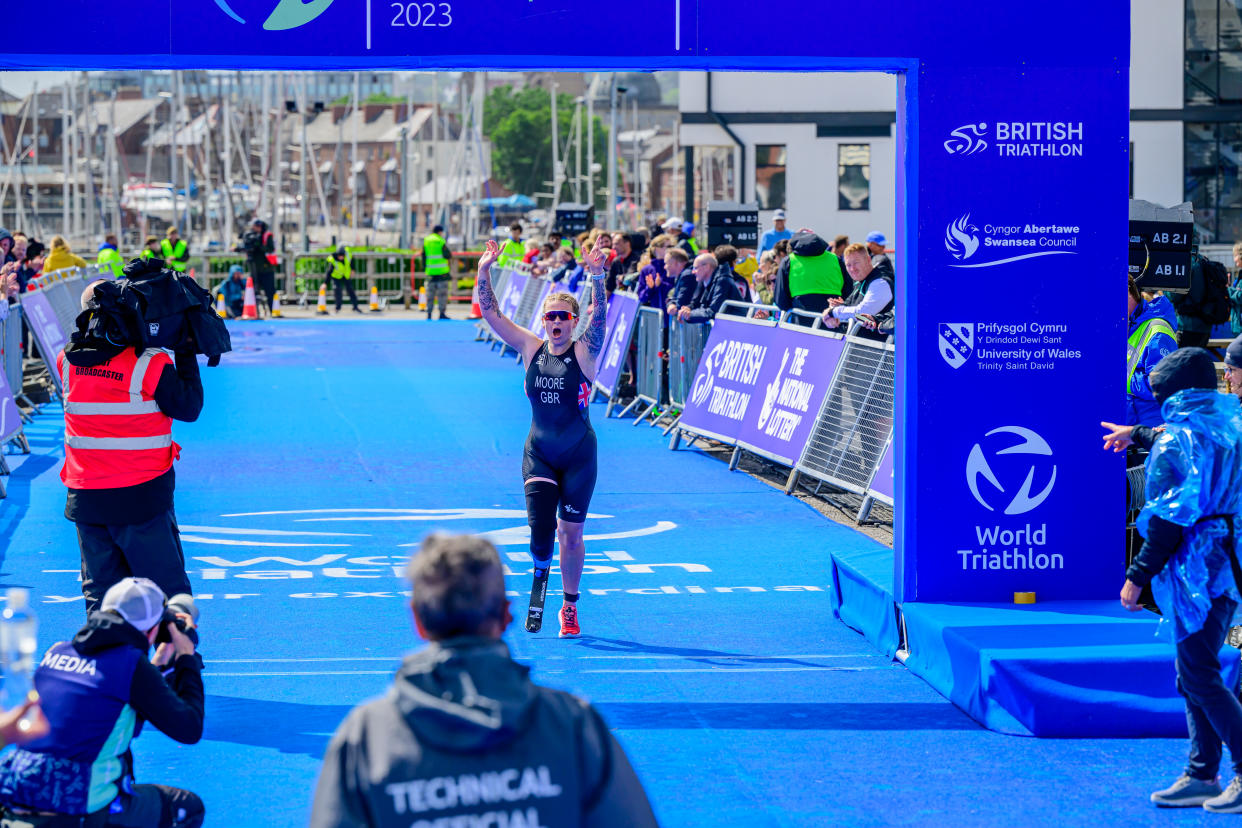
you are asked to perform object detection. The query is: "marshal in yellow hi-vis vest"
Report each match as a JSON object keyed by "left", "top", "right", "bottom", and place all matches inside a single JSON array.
[
  {"left": 423, "top": 233, "right": 450, "bottom": 276},
  {"left": 497, "top": 238, "right": 525, "bottom": 269},
  {"left": 160, "top": 237, "right": 188, "bottom": 272},
  {"left": 1126, "top": 316, "right": 1176, "bottom": 394}
]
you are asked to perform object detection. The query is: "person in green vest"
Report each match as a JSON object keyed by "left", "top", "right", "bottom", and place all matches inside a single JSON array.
[
  {"left": 1126, "top": 275, "right": 1178, "bottom": 426},
  {"left": 774, "top": 230, "right": 845, "bottom": 314},
  {"left": 422, "top": 224, "right": 452, "bottom": 320},
  {"left": 324, "top": 245, "right": 361, "bottom": 313},
  {"left": 496, "top": 222, "right": 525, "bottom": 269},
  {"left": 96, "top": 234, "right": 124, "bottom": 278},
  {"left": 139, "top": 236, "right": 161, "bottom": 261},
  {"left": 160, "top": 227, "right": 190, "bottom": 273}
]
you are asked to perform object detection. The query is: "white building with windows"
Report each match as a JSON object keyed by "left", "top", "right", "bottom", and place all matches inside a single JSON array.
[{"left": 677, "top": 2, "right": 1222, "bottom": 245}]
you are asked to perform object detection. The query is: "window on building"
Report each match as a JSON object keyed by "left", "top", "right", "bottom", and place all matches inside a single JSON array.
[
  {"left": 754, "top": 145, "right": 786, "bottom": 210},
  {"left": 838, "top": 144, "right": 870, "bottom": 211}
]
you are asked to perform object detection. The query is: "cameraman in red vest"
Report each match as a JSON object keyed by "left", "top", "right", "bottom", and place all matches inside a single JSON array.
[{"left": 58, "top": 279, "right": 204, "bottom": 613}]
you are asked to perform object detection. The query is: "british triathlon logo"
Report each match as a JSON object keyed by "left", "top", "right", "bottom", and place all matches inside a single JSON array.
[
  {"left": 214, "top": 0, "right": 335, "bottom": 30},
  {"left": 938, "top": 323, "right": 974, "bottom": 369},
  {"left": 966, "top": 426, "right": 1057, "bottom": 516},
  {"left": 944, "top": 124, "right": 988, "bottom": 156},
  {"left": 944, "top": 212, "right": 1080, "bottom": 268},
  {"left": 944, "top": 121, "right": 1084, "bottom": 158}
]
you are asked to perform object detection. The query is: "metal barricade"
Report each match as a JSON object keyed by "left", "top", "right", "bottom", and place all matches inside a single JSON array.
[
  {"left": 787, "top": 335, "right": 896, "bottom": 519},
  {"left": 475, "top": 265, "right": 512, "bottom": 342},
  {"left": 572, "top": 282, "right": 596, "bottom": 341},
  {"left": 631, "top": 306, "right": 665, "bottom": 426},
  {"left": 662, "top": 315, "right": 710, "bottom": 433}
]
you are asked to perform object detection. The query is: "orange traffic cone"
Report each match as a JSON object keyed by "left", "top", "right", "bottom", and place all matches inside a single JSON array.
[
  {"left": 316, "top": 284, "right": 329, "bottom": 315},
  {"left": 469, "top": 281, "right": 482, "bottom": 319},
  {"left": 241, "top": 276, "right": 259, "bottom": 320},
  {"left": 369, "top": 285, "right": 381, "bottom": 313},
  {"left": 215, "top": 291, "right": 226, "bottom": 319},
  {"left": 271, "top": 291, "right": 283, "bottom": 318}
]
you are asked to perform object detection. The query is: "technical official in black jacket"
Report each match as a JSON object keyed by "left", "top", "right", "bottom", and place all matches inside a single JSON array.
[{"left": 311, "top": 534, "right": 659, "bottom": 828}]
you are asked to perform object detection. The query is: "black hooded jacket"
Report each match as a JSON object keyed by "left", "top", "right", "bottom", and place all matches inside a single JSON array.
[{"left": 311, "top": 638, "right": 658, "bottom": 828}]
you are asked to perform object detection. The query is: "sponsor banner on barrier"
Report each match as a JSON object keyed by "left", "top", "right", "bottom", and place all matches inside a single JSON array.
[
  {"left": 734, "top": 328, "right": 848, "bottom": 465},
  {"left": 21, "top": 292, "right": 67, "bottom": 355},
  {"left": 870, "top": 441, "right": 894, "bottom": 503},
  {"left": 594, "top": 293, "right": 640, "bottom": 396},
  {"left": 498, "top": 272, "right": 527, "bottom": 321},
  {"left": 681, "top": 317, "right": 847, "bottom": 462},
  {"left": 0, "top": 365, "right": 21, "bottom": 445}
]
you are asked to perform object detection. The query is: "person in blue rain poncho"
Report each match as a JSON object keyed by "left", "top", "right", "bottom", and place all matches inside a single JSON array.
[{"left": 1105, "top": 348, "right": 1242, "bottom": 812}]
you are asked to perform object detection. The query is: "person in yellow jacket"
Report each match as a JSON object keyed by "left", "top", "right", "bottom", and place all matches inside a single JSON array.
[
  {"left": 496, "top": 222, "right": 525, "bottom": 269},
  {"left": 422, "top": 224, "right": 452, "bottom": 320},
  {"left": 96, "top": 234, "right": 124, "bottom": 278},
  {"left": 43, "top": 235, "right": 88, "bottom": 273},
  {"left": 160, "top": 227, "right": 190, "bottom": 273},
  {"left": 324, "top": 245, "right": 362, "bottom": 313},
  {"left": 139, "top": 236, "right": 161, "bottom": 261}
]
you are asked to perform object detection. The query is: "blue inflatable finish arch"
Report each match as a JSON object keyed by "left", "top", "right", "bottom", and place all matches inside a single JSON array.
[{"left": 6, "top": 0, "right": 1130, "bottom": 603}]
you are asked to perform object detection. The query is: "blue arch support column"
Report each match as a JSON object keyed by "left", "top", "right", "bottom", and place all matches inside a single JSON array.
[{"left": 7, "top": 0, "right": 1131, "bottom": 603}]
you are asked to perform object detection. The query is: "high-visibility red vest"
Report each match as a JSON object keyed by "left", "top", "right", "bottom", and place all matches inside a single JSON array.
[{"left": 57, "top": 348, "right": 179, "bottom": 490}]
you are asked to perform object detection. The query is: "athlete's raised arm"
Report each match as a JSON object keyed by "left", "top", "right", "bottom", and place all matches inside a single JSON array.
[
  {"left": 477, "top": 239, "right": 543, "bottom": 361},
  {"left": 575, "top": 245, "right": 609, "bottom": 380}
]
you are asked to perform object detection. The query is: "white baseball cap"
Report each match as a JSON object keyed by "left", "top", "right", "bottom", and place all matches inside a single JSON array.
[
  {"left": 101, "top": 577, "right": 166, "bottom": 631},
  {"left": 662, "top": 217, "right": 684, "bottom": 231},
  {"left": 773, "top": 209, "right": 787, "bottom": 220}
]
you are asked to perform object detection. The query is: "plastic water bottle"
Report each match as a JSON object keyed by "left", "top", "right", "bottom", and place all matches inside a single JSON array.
[{"left": 1, "top": 588, "right": 38, "bottom": 710}]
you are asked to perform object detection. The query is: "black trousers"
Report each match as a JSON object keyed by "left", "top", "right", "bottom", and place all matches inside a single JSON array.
[
  {"left": 249, "top": 265, "right": 276, "bottom": 312},
  {"left": 76, "top": 510, "right": 192, "bottom": 613},
  {"left": 1178, "top": 329, "right": 1211, "bottom": 348},
  {"left": 1, "top": 784, "right": 203, "bottom": 828},
  {"left": 328, "top": 278, "right": 359, "bottom": 311}
]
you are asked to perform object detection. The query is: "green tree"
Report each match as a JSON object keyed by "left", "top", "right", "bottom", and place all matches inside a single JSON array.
[{"left": 484, "top": 85, "right": 610, "bottom": 211}]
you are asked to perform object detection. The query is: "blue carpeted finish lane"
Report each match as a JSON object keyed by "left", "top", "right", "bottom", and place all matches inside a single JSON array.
[{"left": 0, "top": 320, "right": 1233, "bottom": 826}]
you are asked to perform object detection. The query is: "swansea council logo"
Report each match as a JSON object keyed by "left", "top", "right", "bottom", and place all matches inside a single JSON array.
[{"left": 214, "top": 0, "right": 336, "bottom": 30}]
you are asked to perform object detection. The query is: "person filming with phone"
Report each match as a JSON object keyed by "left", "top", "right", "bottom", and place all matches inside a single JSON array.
[{"left": 0, "top": 578, "right": 205, "bottom": 828}]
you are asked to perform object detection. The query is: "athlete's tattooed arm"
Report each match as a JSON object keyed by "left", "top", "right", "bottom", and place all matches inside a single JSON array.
[
  {"left": 582, "top": 246, "right": 610, "bottom": 360},
  {"left": 476, "top": 238, "right": 541, "bottom": 359},
  {"left": 476, "top": 239, "right": 500, "bottom": 314}
]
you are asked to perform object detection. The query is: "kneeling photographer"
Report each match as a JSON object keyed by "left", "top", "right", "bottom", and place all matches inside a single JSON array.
[{"left": 0, "top": 578, "right": 205, "bottom": 827}]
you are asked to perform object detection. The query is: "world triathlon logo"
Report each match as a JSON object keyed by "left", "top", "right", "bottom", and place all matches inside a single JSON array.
[
  {"left": 966, "top": 426, "right": 1057, "bottom": 516},
  {"left": 214, "top": 0, "right": 336, "bottom": 30},
  {"left": 944, "top": 123, "right": 988, "bottom": 155}
]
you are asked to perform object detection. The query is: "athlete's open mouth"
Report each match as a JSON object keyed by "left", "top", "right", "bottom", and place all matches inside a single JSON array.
[{"left": 551, "top": 326, "right": 563, "bottom": 337}]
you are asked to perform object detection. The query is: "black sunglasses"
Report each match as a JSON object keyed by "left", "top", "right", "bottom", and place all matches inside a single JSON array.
[{"left": 543, "top": 310, "right": 577, "bottom": 322}]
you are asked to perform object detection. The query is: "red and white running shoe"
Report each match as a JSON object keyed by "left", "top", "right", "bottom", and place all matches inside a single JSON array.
[{"left": 559, "top": 603, "right": 580, "bottom": 638}]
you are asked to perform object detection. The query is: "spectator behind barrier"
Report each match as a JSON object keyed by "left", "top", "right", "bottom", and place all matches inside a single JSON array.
[
  {"left": 677, "top": 252, "right": 740, "bottom": 324},
  {"left": 43, "top": 235, "right": 88, "bottom": 273},
  {"left": 831, "top": 234, "right": 849, "bottom": 258},
  {"left": 310, "top": 534, "right": 659, "bottom": 828},
  {"left": 607, "top": 232, "right": 640, "bottom": 295},
  {"left": 1229, "top": 242, "right": 1242, "bottom": 337},
  {"left": 637, "top": 235, "right": 674, "bottom": 309},
  {"left": 774, "top": 230, "right": 845, "bottom": 314},
  {"left": 665, "top": 247, "right": 695, "bottom": 317},
  {"left": 754, "top": 250, "right": 777, "bottom": 305},
  {"left": 0, "top": 228, "right": 14, "bottom": 267},
  {"left": 866, "top": 231, "right": 893, "bottom": 275},
  {"left": 824, "top": 243, "right": 895, "bottom": 340},
  {"left": 1105, "top": 349, "right": 1242, "bottom": 812},
  {"left": 1126, "top": 276, "right": 1177, "bottom": 427},
  {"left": 0, "top": 577, "right": 205, "bottom": 827},
  {"left": 714, "top": 244, "right": 751, "bottom": 302},
  {"left": 758, "top": 209, "right": 790, "bottom": 259}
]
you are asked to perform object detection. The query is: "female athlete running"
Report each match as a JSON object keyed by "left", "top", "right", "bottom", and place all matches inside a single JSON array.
[{"left": 476, "top": 239, "right": 609, "bottom": 636}]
